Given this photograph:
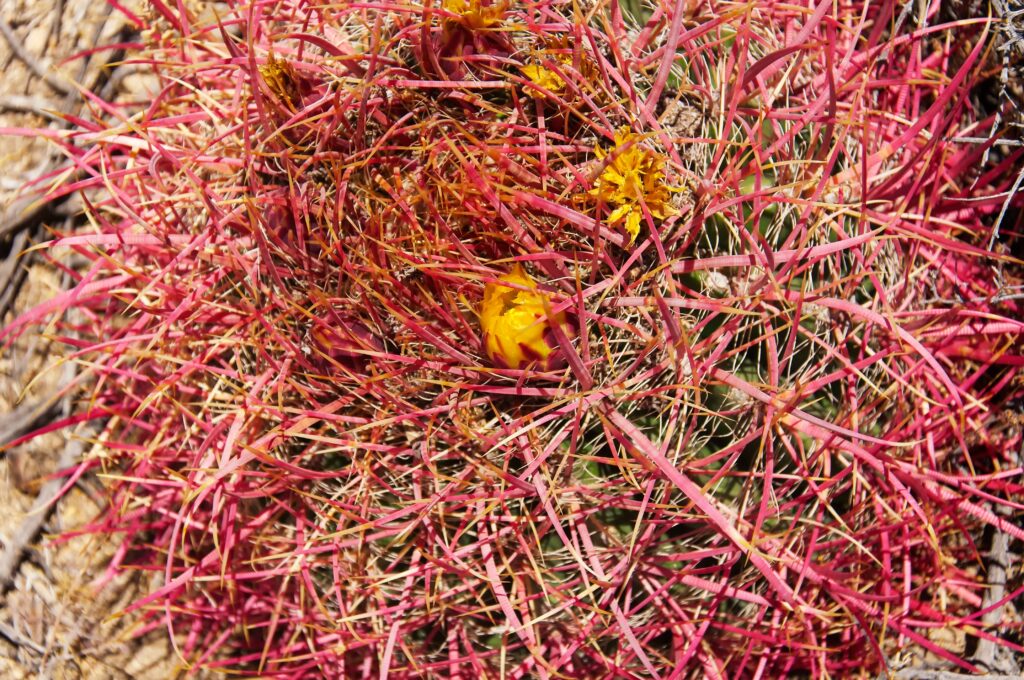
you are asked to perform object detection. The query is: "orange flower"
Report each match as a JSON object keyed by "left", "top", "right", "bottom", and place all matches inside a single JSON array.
[{"left": 480, "top": 265, "right": 572, "bottom": 370}]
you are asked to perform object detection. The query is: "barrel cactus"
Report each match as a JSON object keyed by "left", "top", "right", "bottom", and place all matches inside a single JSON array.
[{"left": 3, "top": 0, "right": 1023, "bottom": 676}]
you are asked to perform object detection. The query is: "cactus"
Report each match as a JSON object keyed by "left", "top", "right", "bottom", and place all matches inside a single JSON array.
[{"left": 2, "top": 0, "right": 1023, "bottom": 676}]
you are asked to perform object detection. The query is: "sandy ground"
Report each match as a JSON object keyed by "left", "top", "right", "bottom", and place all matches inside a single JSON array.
[{"left": 0, "top": 0, "right": 183, "bottom": 676}]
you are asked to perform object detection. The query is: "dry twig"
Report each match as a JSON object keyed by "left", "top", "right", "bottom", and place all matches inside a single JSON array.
[
  {"left": 0, "top": 398, "right": 57, "bottom": 452},
  {"left": 0, "top": 15, "right": 73, "bottom": 97},
  {"left": 0, "top": 436, "right": 83, "bottom": 589}
]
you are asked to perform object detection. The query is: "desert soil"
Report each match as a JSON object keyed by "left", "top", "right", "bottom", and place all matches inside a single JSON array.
[{"left": 0, "top": 0, "right": 184, "bottom": 676}]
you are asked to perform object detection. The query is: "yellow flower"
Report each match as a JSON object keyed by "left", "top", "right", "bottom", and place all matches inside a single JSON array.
[
  {"left": 519, "top": 37, "right": 600, "bottom": 101},
  {"left": 589, "top": 128, "right": 678, "bottom": 244},
  {"left": 520, "top": 64, "right": 564, "bottom": 96},
  {"left": 480, "top": 265, "right": 572, "bottom": 370},
  {"left": 442, "top": 0, "right": 505, "bottom": 29},
  {"left": 259, "top": 53, "right": 301, "bottom": 110}
]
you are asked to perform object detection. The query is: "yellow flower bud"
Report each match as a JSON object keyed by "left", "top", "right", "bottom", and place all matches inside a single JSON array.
[
  {"left": 521, "top": 64, "right": 565, "bottom": 96},
  {"left": 442, "top": 0, "right": 505, "bottom": 29},
  {"left": 480, "top": 265, "right": 572, "bottom": 370}
]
